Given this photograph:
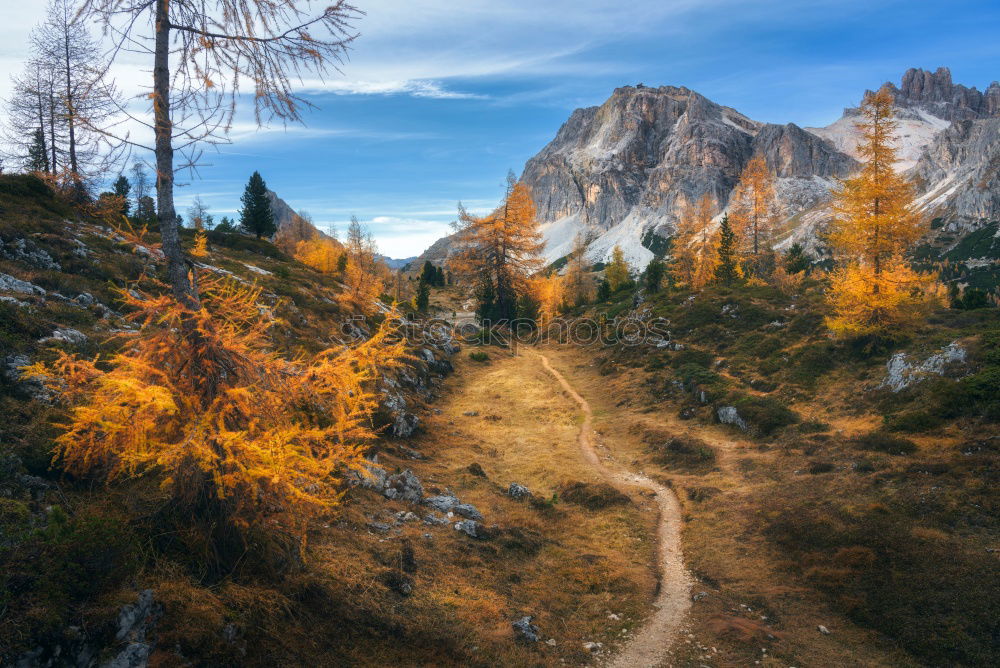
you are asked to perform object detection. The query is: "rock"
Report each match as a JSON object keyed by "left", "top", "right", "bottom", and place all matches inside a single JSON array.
[
  {"left": 378, "top": 570, "right": 413, "bottom": 596},
  {"left": 881, "top": 341, "right": 967, "bottom": 392},
  {"left": 0, "top": 295, "right": 30, "bottom": 308},
  {"left": 717, "top": 405, "right": 750, "bottom": 432},
  {"left": 692, "top": 591, "right": 709, "bottom": 601},
  {"left": 453, "top": 519, "right": 482, "bottom": 538},
  {"left": 512, "top": 615, "right": 540, "bottom": 643},
  {"left": 394, "top": 511, "right": 419, "bottom": 523},
  {"left": 367, "top": 521, "right": 393, "bottom": 534},
  {"left": 39, "top": 328, "right": 88, "bottom": 347},
  {"left": 383, "top": 470, "right": 424, "bottom": 503},
  {"left": 104, "top": 589, "right": 162, "bottom": 668},
  {"left": 391, "top": 411, "right": 420, "bottom": 438},
  {"left": 423, "top": 512, "right": 449, "bottom": 526},
  {"left": 4, "top": 354, "right": 53, "bottom": 402},
  {"left": 424, "top": 493, "right": 459, "bottom": 512},
  {"left": 74, "top": 292, "right": 95, "bottom": 306},
  {"left": 507, "top": 483, "right": 531, "bottom": 499},
  {"left": 545, "top": 638, "right": 557, "bottom": 646},
  {"left": 0, "top": 272, "right": 46, "bottom": 296},
  {"left": 582, "top": 641, "right": 604, "bottom": 653},
  {"left": 818, "top": 625, "right": 831, "bottom": 635},
  {"left": 466, "top": 462, "right": 487, "bottom": 478},
  {"left": 0, "top": 238, "right": 60, "bottom": 270},
  {"left": 462, "top": 410, "right": 479, "bottom": 417},
  {"left": 453, "top": 503, "right": 483, "bottom": 522}
]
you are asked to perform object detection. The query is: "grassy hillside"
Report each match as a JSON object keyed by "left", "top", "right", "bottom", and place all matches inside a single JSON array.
[{"left": 572, "top": 275, "right": 999, "bottom": 666}]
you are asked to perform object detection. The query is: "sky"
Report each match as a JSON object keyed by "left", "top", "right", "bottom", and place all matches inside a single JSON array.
[{"left": 1, "top": 0, "right": 999, "bottom": 258}]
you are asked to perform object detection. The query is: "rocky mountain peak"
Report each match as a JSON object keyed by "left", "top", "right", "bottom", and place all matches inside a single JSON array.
[{"left": 881, "top": 66, "right": 998, "bottom": 121}]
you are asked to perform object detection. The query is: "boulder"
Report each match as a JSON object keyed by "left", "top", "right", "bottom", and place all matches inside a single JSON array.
[
  {"left": 39, "top": 328, "right": 88, "bottom": 347},
  {"left": 0, "top": 238, "right": 60, "bottom": 271},
  {"left": 0, "top": 272, "right": 46, "bottom": 296},
  {"left": 424, "top": 494, "right": 459, "bottom": 512},
  {"left": 881, "top": 341, "right": 967, "bottom": 392},
  {"left": 383, "top": 470, "right": 424, "bottom": 503},
  {"left": 453, "top": 519, "right": 482, "bottom": 538},
  {"left": 717, "top": 405, "right": 750, "bottom": 432},
  {"left": 512, "top": 615, "right": 540, "bottom": 643},
  {"left": 507, "top": 483, "right": 531, "bottom": 499},
  {"left": 453, "top": 503, "right": 483, "bottom": 522}
]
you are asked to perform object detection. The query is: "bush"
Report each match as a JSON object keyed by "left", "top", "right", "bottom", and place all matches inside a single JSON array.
[
  {"left": 468, "top": 351, "right": 489, "bottom": 363},
  {"left": 852, "top": 431, "right": 917, "bottom": 455},
  {"left": 731, "top": 395, "right": 799, "bottom": 436},
  {"left": 647, "top": 434, "right": 717, "bottom": 473},
  {"left": 557, "top": 481, "right": 631, "bottom": 510}
]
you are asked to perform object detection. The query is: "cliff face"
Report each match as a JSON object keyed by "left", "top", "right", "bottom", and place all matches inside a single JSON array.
[
  {"left": 520, "top": 85, "right": 854, "bottom": 265},
  {"left": 515, "top": 67, "right": 1000, "bottom": 268}
]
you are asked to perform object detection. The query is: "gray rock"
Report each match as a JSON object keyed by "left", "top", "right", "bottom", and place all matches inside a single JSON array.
[
  {"left": 0, "top": 272, "right": 46, "bottom": 296},
  {"left": 424, "top": 494, "right": 459, "bottom": 512},
  {"left": 462, "top": 410, "right": 479, "bottom": 417},
  {"left": 39, "top": 328, "right": 88, "bottom": 347},
  {"left": 423, "top": 512, "right": 449, "bottom": 526},
  {"left": 453, "top": 503, "right": 483, "bottom": 522},
  {"left": 881, "top": 341, "right": 967, "bottom": 392},
  {"left": 383, "top": 469, "right": 424, "bottom": 503},
  {"left": 103, "top": 589, "right": 162, "bottom": 668},
  {"left": 513, "top": 615, "right": 540, "bottom": 643},
  {"left": 4, "top": 354, "right": 53, "bottom": 402},
  {"left": 454, "top": 519, "right": 481, "bottom": 538},
  {"left": 507, "top": 483, "right": 531, "bottom": 499},
  {"left": 0, "top": 295, "right": 30, "bottom": 308},
  {"left": 717, "top": 405, "right": 749, "bottom": 432},
  {"left": 817, "top": 624, "right": 831, "bottom": 635},
  {"left": 367, "top": 521, "right": 393, "bottom": 533},
  {"left": 0, "top": 238, "right": 60, "bottom": 271},
  {"left": 74, "top": 293, "right": 95, "bottom": 306}
]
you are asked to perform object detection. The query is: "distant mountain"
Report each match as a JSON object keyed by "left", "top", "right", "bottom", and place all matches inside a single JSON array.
[
  {"left": 510, "top": 67, "right": 1000, "bottom": 276},
  {"left": 377, "top": 255, "right": 418, "bottom": 270}
]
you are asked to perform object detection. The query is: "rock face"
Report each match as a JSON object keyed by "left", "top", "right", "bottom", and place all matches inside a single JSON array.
[
  {"left": 881, "top": 341, "right": 968, "bottom": 392},
  {"left": 503, "top": 66, "right": 1000, "bottom": 272}
]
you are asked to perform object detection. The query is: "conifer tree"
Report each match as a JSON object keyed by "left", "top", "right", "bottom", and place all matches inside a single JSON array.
[
  {"left": 605, "top": 245, "right": 632, "bottom": 291},
  {"left": 643, "top": 257, "right": 665, "bottom": 292},
  {"left": 596, "top": 278, "right": 612, "bottom": 302},
  {"left": 671, "top": 194, "right": 719, "bottom": 290},
  {"left": 26, "top": 128, "right": 49, "bottom": 173},
  {"left": 826, "top": 88, "right": 939, "bottom": 337},
  {"left": 413, "top": 279, "right": 430, "bottom": 312},
  {"left": 714, "top": 214, "right": 740, "bottom": 287},
  {"left": 451, "top": 173, "right": 544, "bottom": 322},
  {"left": 113, "top": 175, "right": 131, "bottom": 216},
  {"left": 783, "top": 242, "right": 810, "bottom": 275},
  {"left": 239, "top": 171, "right": 276, "bottom": 239}
]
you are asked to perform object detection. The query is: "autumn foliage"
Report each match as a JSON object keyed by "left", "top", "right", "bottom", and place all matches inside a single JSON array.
[
  {"left": 671, "top": 194, "right": 719, "bottom": 290},
  {"left": 28, "top": 275, "right": 404, "bottom": 541},
  {"left": 827, "top": 88, "right": 940, "bottom": 336},
  {"left": 729, "top": 154, "right": 777, "bottom": 277}
]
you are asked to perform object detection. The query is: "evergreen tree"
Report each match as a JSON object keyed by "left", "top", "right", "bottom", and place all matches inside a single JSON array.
[
  {"left": 239, "top": 171, "right": 276, "bottom": 239},
  {"left": 113, "top": 175, "right": 131, "bottom": 216},
  {"left": 26, "top": 128, "right": 49, "bottom": 173},
  {"left": 714, "top": 214, "right": 740, "bottom": 286},
  {"left": 413, "top": 279, "right": 430, "bottom": 312},
  {"left": 420, "top": 261, "right": 437, "bottom": 285},
  {"left": 596, "top": 278, "right": 612, "bottom": 302},
  {"left": 643, "top": 257, "right": 665, "bottom": 292},
  {"left": 135, "top": 196, "right": 156, "bottom": 225},
  {"left": 783, "top": 242, "right": 810, "bottom": 275},
  {"left": 435, "top": 265, "right": 446, "bottom": 286},
  {"left": 336, "top": 252, "right": 348, "bottom": 274}
]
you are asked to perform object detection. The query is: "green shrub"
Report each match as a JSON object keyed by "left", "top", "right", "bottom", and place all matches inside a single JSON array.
[
  {"left": 646, "top": 434, "right": 717, "bottom": 473},
  {"left": 885, "top": 410, "right": 943, "bottom": 433},
  {"left": 557, "top": 481, "right": 631, "bottom": 510},
  {"left": 852, "top": 431, "right": 917, "bottom": 455},
  {"left": 797, "top": 421, "right": 831, "bottom": 433},
  {"left": 468, "top": 351, "right": 489, "bottom": 363},
  {"left": 731, "top": 395, "right": 799, "bottom": 436}
]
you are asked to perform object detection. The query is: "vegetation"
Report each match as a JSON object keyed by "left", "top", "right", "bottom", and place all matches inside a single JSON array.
[{"left": 239, "top": 171, "right": 277, "bottom": 240}]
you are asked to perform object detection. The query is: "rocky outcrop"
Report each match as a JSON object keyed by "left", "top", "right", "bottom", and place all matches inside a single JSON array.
[{"left": 881, "top": 341, "right": 968, "bottom": 392}]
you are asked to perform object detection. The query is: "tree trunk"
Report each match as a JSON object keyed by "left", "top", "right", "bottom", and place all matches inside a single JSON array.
[
  {"left": 48, "top": 83, "right": 57, "bottom": 174},
  {"left": 153, "top": 0, "right": 197, "bottom": 307},
  {"left": 63, "top": 30, "right": 79, "bottom": 182}
]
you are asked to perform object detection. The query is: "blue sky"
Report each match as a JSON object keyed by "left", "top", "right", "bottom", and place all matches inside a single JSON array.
[{"left": 2, "top": 0, "right": 999, "bottom": 257}]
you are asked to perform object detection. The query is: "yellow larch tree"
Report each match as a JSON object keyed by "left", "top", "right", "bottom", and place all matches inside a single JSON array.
[
  {"left": 729, "top": 154, "right": 777, "bottom": 278},
  {"left": 671, "top": 194, "right": 719, "bottom": 290},
  {"left": 296, "top": 237, "right": 345, "bottom": 275},
  {"left": 605, "top": 245, "right": 632, "bottom": 291},
  {"left": 342, "top": 217, "right": 386, "bottom": 313},
  {"left": 450, "top": 173, "right": 545, "bottom": 321},
  {"left": 26, "top": 275, "right": 405, "bottom": 545},
  {"left": 826, "top": 88, "right": 940, "bottom": 337},
  {"left": 529, "top": 273, "right": 565, "bottom": 325}
]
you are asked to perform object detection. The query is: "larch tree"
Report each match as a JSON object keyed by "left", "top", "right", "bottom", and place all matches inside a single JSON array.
[
  {"left": 4, "top": 58, "right": 60, "bottom": 174},
  {"left": 729, "top": 154, "right": 777, "bottom": 278},
  {"left": 451, "top": 173, "right": 545, "bottom": 322},
  {"left": 80, "top": 0, "right": 360, "bottom": 307},
  {"left": 239, "top": 171, "right": 276, "bottom": 239},
  {"left": 671, "top": 193, "right": 719, "bottom": 290},
  {"left": 563, "top": 231, "right": 594, "bottom": 307},
  {"left": 343, "top": 216, "right": 384, "bottom": 312},
  {"left": 605, "top": 245, "right": 632, "bottom": 291},
  {"left": 826, "top": 87, "right": 939, "bottom": 337}
]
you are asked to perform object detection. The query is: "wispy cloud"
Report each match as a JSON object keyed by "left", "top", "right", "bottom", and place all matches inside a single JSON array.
[{"left": 314, "top": 79, "right": 487, "bottom": 100}]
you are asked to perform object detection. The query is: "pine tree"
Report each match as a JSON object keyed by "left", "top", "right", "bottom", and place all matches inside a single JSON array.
[
  {"left": 239, "top": 172, "right": 276, "bottom": 239},
  {"left": 714, "top": 214, "right": 740, "bottom": 287},
  {"left": 113, "top": 175, "right": 131, "bottom": 216},
  {"left": 413, "top": 279, "right": 430, "bottom": 312},
  {"left": 783, "top": 242, "right": 810, "bottom": 274},
  {"left": 826, "top": 88, "right": 939, "bottom": 337},
  {"left": 605, "top": 245, "right": 632, "bottom": 291},
  {"left": 420, "top": 261, "right": 437, "bottom": 285},
  {"left": 596, "top": 278, "right": 612, "bottom": 302},
  {"left": 643, "top": 257, "right": 665, "bottom": 292},
  {"left": 26, "top": 128, "right": 49, "bottom": 173}
]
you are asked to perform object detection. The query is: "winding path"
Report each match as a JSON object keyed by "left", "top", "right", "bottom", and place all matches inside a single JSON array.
[{"left": 535, "top": 352, "right": 691, "bottom": 668}]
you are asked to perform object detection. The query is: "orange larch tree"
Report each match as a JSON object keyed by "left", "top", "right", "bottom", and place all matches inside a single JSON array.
[
  {"left": 826, "top": 88, "right": 940, "bottom": 337},
  {"left": 729, "top": 154, "right": 777, "bottom": 278},
  {"left": 671, "top": 193, "right": 719, "bottom": 290}
]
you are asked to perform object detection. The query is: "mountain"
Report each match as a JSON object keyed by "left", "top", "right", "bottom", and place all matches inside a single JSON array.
[
  {"left": 516, "top": 67, "right": 1000, "bottom": 271},
  {"left": 377, "top": 254, "right": 418, "bottom": 270}
]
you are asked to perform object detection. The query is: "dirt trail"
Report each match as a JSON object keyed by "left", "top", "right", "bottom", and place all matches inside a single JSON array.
[{"left": 535, "top": 352, "right": 691, "bottom": 668}]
